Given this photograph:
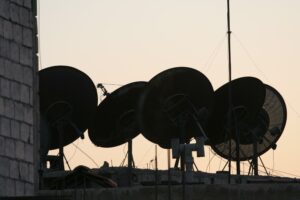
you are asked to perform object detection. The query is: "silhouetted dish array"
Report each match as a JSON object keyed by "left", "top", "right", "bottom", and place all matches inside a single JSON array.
[{"left": 39, "top": 65, "right": 287, "bottom": 162}]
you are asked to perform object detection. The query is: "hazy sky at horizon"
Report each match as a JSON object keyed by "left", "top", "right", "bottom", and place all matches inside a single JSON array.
[{"left": 39, "top": 0, "right": 300, "bottom": 177}]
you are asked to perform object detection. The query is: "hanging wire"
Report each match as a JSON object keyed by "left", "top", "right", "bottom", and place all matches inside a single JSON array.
[
  {"left": 258, "top": 164, "right": 300, "bottom": 178},
  {"left": 72, "top": 143, "right": 99, "bottom": 168},
  {"left": 233, "top": 159, "right": 300, "bottom": 178},
  {"left": 242, "top": 163, "right": 268, "bottom": 176},
  {"left": 119, "top": 143, "right": 129, "bottom": 167},
  {"left": 63, "top": 154, "right": 72, "bottom": 171},
  {"left": 218, "top": 156, "right": 224, "bottom": 171},
  {"left": 68, "top": 139, "right": 80, "bottom": 162},
  {"left": 122, "top": 143, "right": 127, "bottom": 155},
  {"left": 205, "top": 148, "right": 217, "bottom": 172},
  {"left": 119, "top": 152, "right": 128, "bottom": 167},
  {"left": 233, "top": 33, "right": 300, "bottom": 118},
  {"left": 266, "top": 164, "right": 296, "bottom": 177},
  {"left": 286, "top": 102, "right": 300, "bottom": 118},
  {"left": 232, "top": 33, "right": 269, "bottom": 80},
  {"left": 138, "top": 144, "right": 155, "bottom": 167},
  {"left": 101, "top": 83, "right": 124, "bottom": 86},
  {"left": 203, "top": 34, "right": 227, "bottom": 72}
]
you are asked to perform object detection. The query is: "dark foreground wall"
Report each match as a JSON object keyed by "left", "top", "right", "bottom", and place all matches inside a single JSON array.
[
  {"left": 0, "top": 0, "right": 38, "bottom": 197},
  {"left": 39, "top": 184, "right": 300, "bottom": 200}
]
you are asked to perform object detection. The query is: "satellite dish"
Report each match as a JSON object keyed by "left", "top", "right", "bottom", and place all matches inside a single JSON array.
[
  {"left": 39, "top": 66, "right": 98, "bottom": 150},
  {"left": 208, "top": 78, "right": 287, "bottom": 161},
  {"left": 88, "top": 81, "right": 147, "bottom": 147},
  {"left": 206, "top": 77, "right": 266, "bottom": 147},
  {"left": 138, "top": 67, "right": 214, "bottom": 148}
]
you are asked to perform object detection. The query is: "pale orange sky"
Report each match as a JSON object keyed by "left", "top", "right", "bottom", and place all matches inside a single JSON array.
[{"left": 39, "top": 0, "right": 300, "bottom": 177}]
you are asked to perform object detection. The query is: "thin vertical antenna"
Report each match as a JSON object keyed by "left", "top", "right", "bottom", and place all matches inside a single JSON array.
[
  {"left": 227, "top": 0, "right": 232, "bottom": 84},
  {"left": 226, "top": 0, "right": 241, "bottom": 180},
  {"left": 226, "top": 0, "right": 232, "bottom": 182}
]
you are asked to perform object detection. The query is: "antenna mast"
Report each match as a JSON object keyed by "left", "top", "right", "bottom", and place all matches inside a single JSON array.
[
  {"left": 226, "top": 0, "right": 241, "bottom": 177},
  {"left": 227, "top": 0, "right": 232, "bottom": 82}
]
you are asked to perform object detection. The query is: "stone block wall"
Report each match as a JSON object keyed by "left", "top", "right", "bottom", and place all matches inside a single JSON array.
[{"left": 0, "top": 0, "right": 38, "bottom": 197}]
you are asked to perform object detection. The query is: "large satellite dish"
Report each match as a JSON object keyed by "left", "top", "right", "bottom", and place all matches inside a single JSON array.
[
  {"left": 208, "top": 77, "right": 287, "bottom": 162},
  {"left": 138, "top": 67, "right": 214, "bottom": 148},
  {"left": 39, "top": 66, "right": 98, "bottom": 150},
  {"left": 206, "top": 77, "right": 266, "bottom": 147},
  {"left": 88, "top": 81, "right": 147, "bottom": 147}
]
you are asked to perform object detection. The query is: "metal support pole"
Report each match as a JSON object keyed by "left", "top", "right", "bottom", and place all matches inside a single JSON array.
[
  {"left": 174, "top": 157, "right": 180, "bottom": 168},
  {"left": 181, "top": 146, "right": 186, "bottom": 200},
  {"left": 222, "top": 161, "right": 229, "bottom": 171},
  {"left": 248, "top": 161, "right": 252, "bottom": 175},
  {"left": 155, "top": 145, "right": 158, "bottom": 200},
  {"left": 128, "top": 140, "right": 133, "bottom": 186},
  {"left": 253, "top": 142, "right": 259, "bottom": 175},
  {"left": 168, "top": 149, "right": 171, "bottom": 200},
  {"left": 57, "top": 122, "right": 65, "bottom": 171},
  {"left": 128, "top": 140, "right": 133, "bottom": 168}
]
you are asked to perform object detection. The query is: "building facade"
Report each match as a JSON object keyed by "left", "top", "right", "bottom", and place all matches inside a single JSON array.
[{"left": 0, "top": 0, "right": 38, "bottom": 197}]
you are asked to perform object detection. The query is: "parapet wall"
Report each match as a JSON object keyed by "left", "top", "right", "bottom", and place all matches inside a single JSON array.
[{"left": 39, "top": 184, "right": 300, "bottom": 200}]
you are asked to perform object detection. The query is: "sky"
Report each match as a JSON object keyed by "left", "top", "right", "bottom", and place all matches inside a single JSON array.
[{"left": 39, "top": 0, "right": 300, "bottom": 177}]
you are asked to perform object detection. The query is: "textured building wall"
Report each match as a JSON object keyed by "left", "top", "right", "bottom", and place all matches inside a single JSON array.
[{"left": 0, "top": 0, "right": 38, "bottom": 197}]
